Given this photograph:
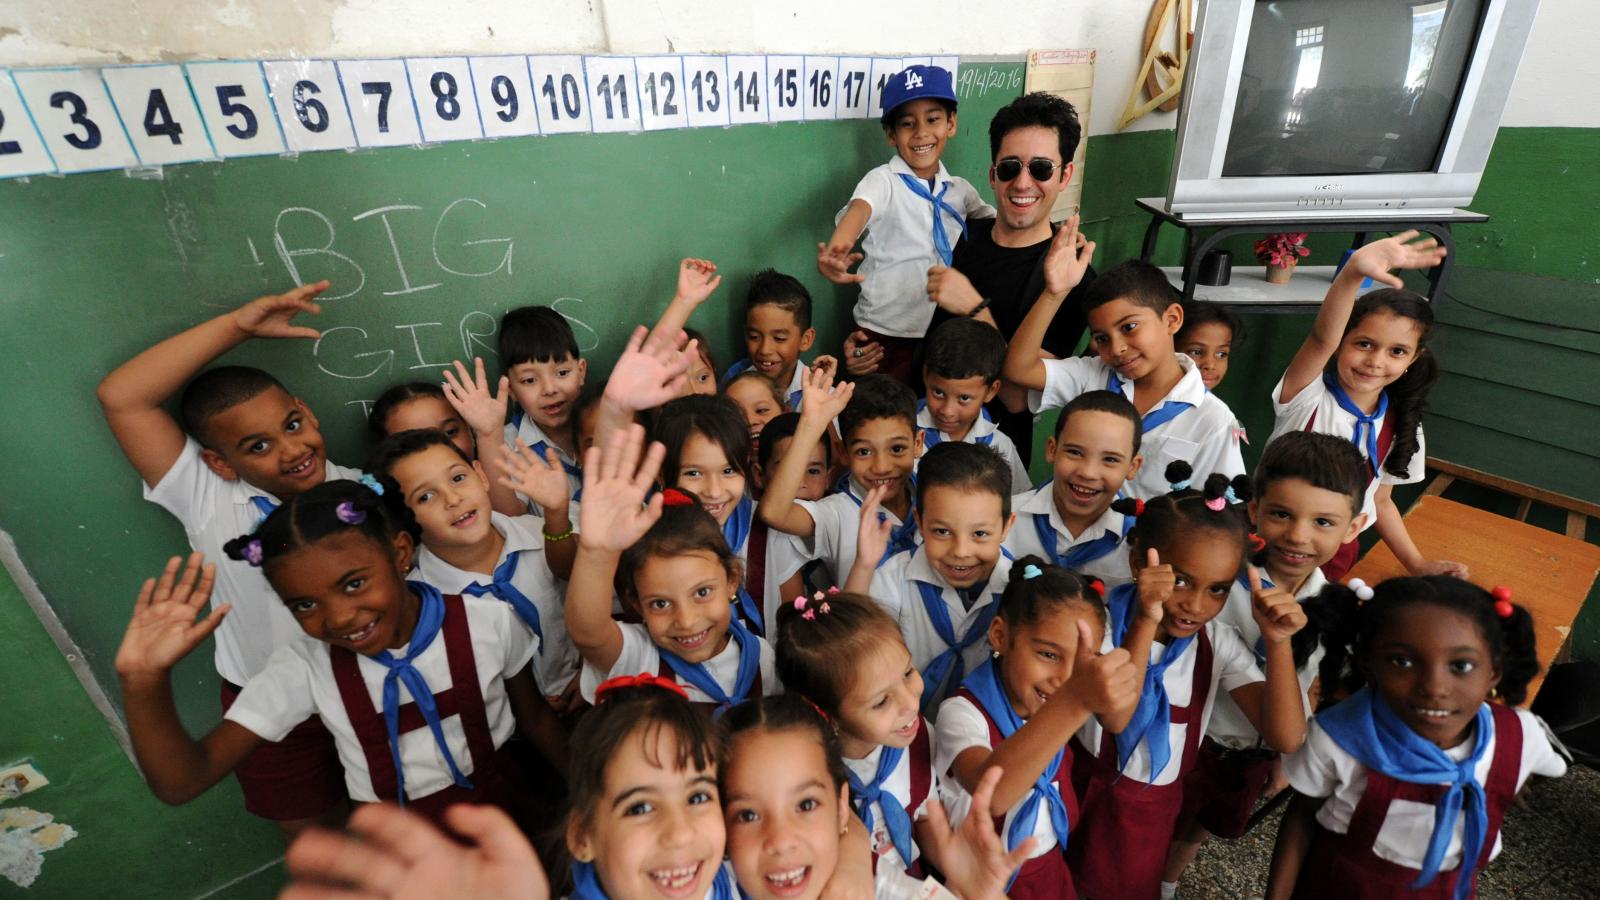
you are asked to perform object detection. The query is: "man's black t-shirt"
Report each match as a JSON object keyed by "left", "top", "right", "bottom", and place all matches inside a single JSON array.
[{"left": 941, "top": 218, "right": 1094, "bottom": 357}]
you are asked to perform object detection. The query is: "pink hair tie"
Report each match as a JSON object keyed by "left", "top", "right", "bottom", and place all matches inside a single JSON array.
[{"left": 1205, "top": 496, "right": 1227, "bottom": 512}]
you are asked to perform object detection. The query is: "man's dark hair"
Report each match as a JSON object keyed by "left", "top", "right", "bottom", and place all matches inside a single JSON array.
[{"left": 988, "top": 92, "right": 1082, "bottom": 166}]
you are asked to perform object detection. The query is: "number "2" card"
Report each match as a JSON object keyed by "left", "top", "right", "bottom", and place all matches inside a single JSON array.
[{"left": 0, "top": 71, "right": 56, "bottom": 177}]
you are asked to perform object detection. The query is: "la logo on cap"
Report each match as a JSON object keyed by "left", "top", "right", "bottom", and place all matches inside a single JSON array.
[{"left": 904, "top": 70, "right": 924, "bottom": 90}]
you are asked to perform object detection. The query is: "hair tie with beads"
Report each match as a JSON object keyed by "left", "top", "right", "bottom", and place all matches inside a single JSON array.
[
  {"left": 660, "top": 488, "right": 695, "bottom": 507},
  {"left": 1491, "top": 585, "right": 1514, "bottom": 619},
  {"left": 241, "top": 538, "right": 264, "bottom": 567},
  {"left": 1347, "top": 578, "right": 1374, "bottom": 602},
  {"left": 335, "top": 501, "right": 367, "bottom": 525},
  {"left": 594, "top": 673, "right": 688, "bottom": 704},
  {"left": 793, "top": 590, "right": 836, "bottom": 620},
  {"left": 1224, "top": 486, "right": 1239, "bottom": 504}
]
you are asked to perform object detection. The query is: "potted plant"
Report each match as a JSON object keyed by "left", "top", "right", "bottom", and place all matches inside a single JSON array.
[{"left": 1256, "top": 232, "right": 1310, "bottom": 285}]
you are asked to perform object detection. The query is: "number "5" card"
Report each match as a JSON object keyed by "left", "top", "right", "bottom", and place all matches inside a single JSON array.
[{"left": 185, "top": 62, "right": 286, "bottom": 157}]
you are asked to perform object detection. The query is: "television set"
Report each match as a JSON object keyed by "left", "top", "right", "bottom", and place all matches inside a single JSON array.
[{"left": 1166, "top": 0, "right": 1541, "bottom": 220}]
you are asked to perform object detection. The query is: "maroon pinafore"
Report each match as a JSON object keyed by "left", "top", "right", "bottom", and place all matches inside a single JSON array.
[
  {"left": 1292, "top": 703, "right": 1523, "bottom": 899},
  {"left": 1305, "top": 408, "right": 1394, "bottom": 582},
  {"left": 861, "top": 721, "right": 935, "bottom": 877},
  {"left": 953, "top": 688, "right": 1080, "bottom": 900},
  {"left": 1067, "top": 629, "right": 1214, "bottom": 900}
]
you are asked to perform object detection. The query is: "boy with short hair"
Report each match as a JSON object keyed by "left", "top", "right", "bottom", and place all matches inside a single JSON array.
[
  {"left": 844, "top": 441, "right": 1016, "bottom": 714},
  {"left": 919, "top": 317, "right": 1030, "bottom": 491},
  {"left": 722, "top": 269, "right": 818, "bottom": 408},
  {"left": 818, "top": 64, "right": 996, "bottom": 383},
  {"left": 96, "top": 280, "right": 356, "bottom": 835},
  {"left": 759, "top": 371, "right": 922, "bottom": 586},
  {"left": 1004, "top": 223, "right": 1244, "bottom": 500},
  {"left": 497, "top": 306, "right": 587, "bottom": 507},
  {"left": 1003, "top": 390, "right": 1144, "bottom": 590},
  {"left": 1160, "top": 431, "right": 1368, "bottom": 894}
]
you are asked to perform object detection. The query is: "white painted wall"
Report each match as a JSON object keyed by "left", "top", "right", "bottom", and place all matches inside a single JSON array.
[{"left": 0, "top": 0, "right": 1589, "bottom": 131}]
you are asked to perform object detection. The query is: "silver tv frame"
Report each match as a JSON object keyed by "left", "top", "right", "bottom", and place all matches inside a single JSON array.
[{"left": 1166, "top": 0, "right": 1541, "bottom": 220}]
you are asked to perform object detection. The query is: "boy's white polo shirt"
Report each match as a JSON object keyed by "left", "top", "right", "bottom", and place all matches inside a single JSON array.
[
  {"left": 503, "top": 414, "right": 582, "bottom": 511},
  {"left": 795, "top": 477, "right": 917, "bottom": 586},
  {"left": 1267, "top": 373, "right": 1426, "bottom": 535},
  {"left": 1207, "top": 567, "right": 1327, "bottom": 749},
  {"left": 1031, "top": 353, "right": 1244, "bottom": 501},
  {"left": 871, "top": 546, "right": 1013, "bottom": 700},
  {"left": 847, "top": 155, "right": 996, "bottom": 338},
  {"left": 413, "top": 512, "right": 578, "bottom": 695},
  {"left": 916, "top": 404, "right": 1031, "bottom": 494},
  {"left": 144, "top": 437, "right": 362, "bottom": 686},
  {"left": 1003, "top": 485, "right": 1134, "bottom": 590},
  {"left": 225, "top": 596, "right": 536, "bottom": 803}
]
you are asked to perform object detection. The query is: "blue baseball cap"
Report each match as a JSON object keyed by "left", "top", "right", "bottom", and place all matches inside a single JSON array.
[{"left": 880, "top": 65, "right": 957, "bottom": 123}]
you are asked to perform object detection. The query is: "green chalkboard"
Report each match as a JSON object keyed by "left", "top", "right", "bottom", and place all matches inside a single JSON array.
[{"left": 0, "top": 60, "right": 1028, "bottom": 729}]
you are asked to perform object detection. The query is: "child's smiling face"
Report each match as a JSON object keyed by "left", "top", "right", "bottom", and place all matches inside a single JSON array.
[
  {"left": 1087, "top": 299, "right": 1183, "bottom": 384},
  {"left": 1131, "top": 529, "right": 1242, "bottom": 641},
  {"left": 743, "top": 304, "right": 814, "bottom": 390},
  {"left": 632, "top": 550, "right": 737, "bottom": 664},
  {"left": 723, "top": 728, "right": 850, "bottom": 900},
  {"left": 507, "top": 355, "right": 586, "bottom": 432},
  {"left": 1045, "top": 409, "right": 1141, "bottom": 529},
  {"left": 386, "top": 443, "right": 495, "bottom": 552},
  {"left": 831, "top": 638, "right": 924, "bottom": 756},
  {"left": 844, "top": 417, "right": 920, "bottom": 504},
  {"left": 200, "top": 387, "right": 328, "bottom": 497},
  {"left": 1365, "top": 603, "right": 1500, "bottom": 749},
  {"left": 1249, "top": 477, "right": 1363, "bottom": 588},
  {"left": 674, "top": 433, "right": 747, "bottom": 526},
  {"left": 270, "top": 530, "right": 418, "bottom": 656},
  {"left": 884, "top": 98, "right": 956, "bottom": 180},
  {"left": 1180, "top": 321, "right": 1234, "bottom": 391},
  {"left": 1335, "top": 309, "right": 1423, "bottom": 399},
  {"left": 990, "top": 599, "right": 1103, "bottom": 719},
  {"left": 916, "top": 485, "right": 1014, "bottom": 590},
  {"left": 922, "top": 371, "right": 999, "bottom": 442}
]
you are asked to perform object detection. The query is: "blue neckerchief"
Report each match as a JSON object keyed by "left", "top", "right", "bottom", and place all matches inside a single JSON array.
[
  {"left": 461, "top": 550, "right": 543, "bottom": 645},
  {"left": 1106, "top": 582, "right": 1194, "bottom": 780},
  {"left": 1323, "top": 372, "right": 1389, "bottom": 477},
  {"left": 917, "top": 400, "right": 996, "bottom": 450},
  {"left": 1032, "top": 498, "right": 1132, "bottom": 571},
  {"left": 249, "top": 495, "right": 278, "bottom": 524},
  {"left": 845, "top": 745, "right": 915, "bottom": 869},
  {"left": 721, "top": 495, "right": 764, "bottom": 634},
  {"left": 895, "top": 173, "right": 968, "bottom": 266},
  {"left": 373, "top": 582, "right": 474, "bottom": 804},
  {"left": 527, "top": 439, "right": 582, "bottom": 480},
  {"left": 963, "top": 658, "right": 1071, "bottom": 889},
  {"left": 842, "top": 480, "right": 918, "bottom": 566},
  {"left": 658, "top": 617, "right": 762, "bottom": 715},
  {"left": 572, "top": 861, "right": 736, "bottom": 900},
  {"left": 734, "top": 586, "right": 764, "bottom": 637},
  {"left": 916, "top": 579, "right": 998, "bottom": 714},
  {"left": 1318, "top": 687, "right": 1494, "bottom": 899},
  {"left": 1106, "top": 371, "right": 1194, "bottom": 434},
  {"left": 1235, "top": 570, "right": 1275, "bottom": 665}
]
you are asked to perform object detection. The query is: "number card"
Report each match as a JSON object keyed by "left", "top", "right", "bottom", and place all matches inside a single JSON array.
[
  {"left": 868, "top": 57, "right": 904, "bottom": 120},
  {"left": 263, "top": 60, "right": 357, "bottom": 152},
  {"left": 635, "top": 56, "right": 688, "bottom": 131},
  {"left": 185, "top": 61, "right": 285, "bottom": 157},
  {"left": 336, "top": 59, "right": 421, "bottom": 148},
  {"left": 900, "top": 56, "right": 933, "bottom": 69},
  {"left": 724, "top": 55, "right": 767, "bottom": 125},
  {"left": 102, "top": 65, "right": 214, "bottom": 165},
  {"left": 835, "top": 57, "right": 873, "bottom": 120},
  {"left": 767, "top": 55, "right": 803, "bottom": 123},
  {"left": 583, "top": 57, "right": 641, "bottom": 134},
  {"left": 12, "top": 67, "right": 139, "bottom": 172},
  {"left": 931, "top": 56, "right": 960, "bottom": 82},
  {"left": 469, "top": 56, "right": 538, "bottom": 138},
  {"left": 407, "top": 58, "right": 482, "bottom": 143},
  {"left": 0, "top": 72, "right": 57, "bottom": 178},
  {"left": 680, "top": 56, "right": 730, "bottom": 128},
  {"left": 802, "top": 57, "right": 837, "bottom": 121},
  {"left": 528, "top": 55, "right": 590, "bottom": 135}
]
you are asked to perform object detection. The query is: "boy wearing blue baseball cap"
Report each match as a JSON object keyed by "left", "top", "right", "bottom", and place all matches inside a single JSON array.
[{"left": 818, "top": 64, "right": 995, "bottom": 384}]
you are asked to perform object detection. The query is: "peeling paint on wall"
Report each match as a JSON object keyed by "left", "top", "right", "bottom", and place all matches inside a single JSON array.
[{"left": 0, "top": 807, "right": 78, "bottom": 889}]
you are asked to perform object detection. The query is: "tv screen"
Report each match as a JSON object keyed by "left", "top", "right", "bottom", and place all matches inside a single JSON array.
[{"left": 1221, "top": 0, "right": 1486, "bottom": 178}]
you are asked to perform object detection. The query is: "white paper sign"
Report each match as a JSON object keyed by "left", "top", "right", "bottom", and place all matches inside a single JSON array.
[
  {"left": 724, "top": 55, "right": 768, "bottom": 126},
  {"left": 337, "top": 59, "right": 422, "bottom": 148},
  {"left": 263, "top": 60, "right": 358, "bottom": 152},
  {"left": 836, "top": 57, "right": 874, "bottom": 120},
  {"left": 469, "top": 56, "right": 539, "bottom": 138},
  {"left": 802, "top": 56, "right": 838, "bottom": 121},
  {"left": 635, "top": 56, "right": 689, "bottom": 131},
  {"left": 767, "top": 55, "right": 803, "bottom": 123},
  {"left": 12, "top": 68, "right": 139, "bottom": 172},
  {"left": 867, "top": 58, "right": 904, "bottom": 120},
  {"left": 680, "top": 56, "right": 731, "bottom": 129},
  {"left": 584, "top": 57, "right": 641, "bottom": 134},
  {"left": 185, "top": 61, "right": 286, "bottom": 157},
  {"left": 0, "top": 72, "right": 58, "bottom": 178},
  {"left": 407, "top": 58, "right": 483, "bottom": 143},
  {"left": 102, "top": 64, "right": 215, "bottom": 165},
  {"left": 528, "top": 55, "right": 591, "bottom": 135}
]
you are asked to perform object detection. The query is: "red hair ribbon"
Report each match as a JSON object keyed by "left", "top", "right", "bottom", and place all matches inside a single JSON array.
[
  {"left": 594, "top": 672, "right": 689, "bottom": 704},
  {"left": 660, "top": 488, "right": 695, "bottom": 508},
  {"left": 1491, "top": 585, "right": 1514, "bottom": 619},
  {"left": 1248, "top": 532, "right": 1268, "bottom": 553},
  {"left": 801, "top": 696, "right": 831, "bottom": 722},
  {"left": 1132, "top": 499, "right": 1145, "bottom": 517},
  {"left": 1086, "top": 577, "right": 1106, "bottom": 599}
]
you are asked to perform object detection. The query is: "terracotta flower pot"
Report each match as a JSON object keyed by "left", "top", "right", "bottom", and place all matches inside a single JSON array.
[{"left": 1264, "top": 259, "right": 1297, "bottom": 285}]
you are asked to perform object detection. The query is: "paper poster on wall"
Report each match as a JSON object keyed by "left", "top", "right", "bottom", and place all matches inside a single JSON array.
[
  {"left": 102, "top": 64, "right": 216, "bottom": 166},
  {"left": 1025, "top": 49, "right": 1095, "bottom": 221},
  {"left": 185, "top": 61, "right": 287, "bottom": 158},
  {"left": 12, "top": 67, "right": 140, "bottom": 173}
]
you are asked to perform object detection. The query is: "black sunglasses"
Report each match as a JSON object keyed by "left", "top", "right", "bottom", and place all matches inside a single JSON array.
[{"left": 993, "top": 157, "right": 1063, "bottom": 183}]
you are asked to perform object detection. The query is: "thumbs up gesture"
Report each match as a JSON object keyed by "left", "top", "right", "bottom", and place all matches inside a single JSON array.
[
  {"left": 1062, "top": 619, "right": 1140, "bottom": 715},
  {"left": 1248, "top": 564, "right": 1307, "bottom": 644},
  {"left": 1135, "top": 547, "right": 1174, "bottom": 624}
]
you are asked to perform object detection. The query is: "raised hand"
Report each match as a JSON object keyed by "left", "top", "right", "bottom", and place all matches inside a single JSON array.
[
  {"left": 1248, "top": 565, "right": 1308, "bottom": 644},
  {"left": 675, "top": 257, "right": 722, "bottom": 306},
  {"left": 282, "top": 802, "right": 549, "bottom": 900},
  {"left": 498, "top": 439, "right": 572, "bottom": 512},
  {"left": 926, "top": 265, "right": 984, "bottom": 315},
  {"left": 231, "top": 280, "right": 329, "bottom": 340},
  {"left": 799, "top": 363, "right": 854, "bottom": 425},
  {"left": 841, "top": 330, "right": 883, "bottom": 376},
  {"left": 808, "top": 354, "right": 839, "bottom": 385},
  {"left": 1041, "top": 214, "right": 1095, "bottom": 297},
  {"left": 115, "top": 553, "right": 228, "bottom": 681},
  {"left": 853, "top": 484, "right": 894, "bottom": 568},
  {"left": 817, "top": 241, "right": 866, "bottom": 285},
  {"left": 442, "top": 358, "right": 511, "bottom": 438},
  {"left": 1062, "top": 619, "right": 1140, "bottom": 715},
  {"left": 1346, "top": 230, "right": 1448, "bottom": 288},
  {"left": 1411, "top": 558, "right": 1469, "bottom": 579},
  {"left": 1135, "top": 547, "right": 1174, "bottom": 624},
  {"left": 576, "top": 423, "right": 665, "bottom": 554},
  {"left": 922, "top": 766, "right": 1038, "bottom": 900},
  {"left": 603, "top": 325, "right": 694, "bottom": 413}
]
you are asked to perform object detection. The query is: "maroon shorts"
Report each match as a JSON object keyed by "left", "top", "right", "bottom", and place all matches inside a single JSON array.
[
  {"left": 1176, "top": 739, "right": 1277, "bottom": 840},
  {"left": 221, "top": 680, "right": 348, "bottom": 821},
  {"left": 852, "top": 324, "right": 924, "bottom": 389}
]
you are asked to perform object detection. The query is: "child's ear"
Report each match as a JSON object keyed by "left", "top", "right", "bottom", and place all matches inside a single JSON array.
[
  {"left": 982, "top": 379, "right": 1001, "bottom": 405},
  {"left": 835, "top": 782, "right": 852, "bottom": 835},
  {"left": 1127, "top": 542, "right": 1144, "bottom": 574},
  {"left": 987, "top": 614, "right": 1009, "bottom": 655},
  {"left": 800, "top": 327, "right": 816, "bottom": 353},
  {"left": 1163, "top": 302, "right": 1184, "bottom": 336},
  {"left": 912, "top": 429, "right": 926, "bottom": 459},
  {"left": 576, "top": 358, "right": 589, "bottom": 383},
  {"left": 566, "top": 816, "right": 595, "bottom": 863},
  {"left": 1125, "top": 451, "right": 1144, "bottom": 480},
  {"left": 1343, "top": 512, "right": 1368, "bottom": 544},
  {"left": 294, "top": 397, "right": 320, "bottom": 432},
  {"left": 471, "top": 459, "right": 491, "bottom": 487},
  {"left": 998, "top": 510, "right": 1017, "bottom": 542},
  {"left": 945, "top": 111, "right": 958, "bottom": 133},
  {"left": 1247, "top": 499, "right": 1260, "bottom": 527},
  {"left": 391, "top": 529, "right": 416, "bottom": 574},
  {"left": 199, "top": 447, "right": 240, "bottom": 482}
]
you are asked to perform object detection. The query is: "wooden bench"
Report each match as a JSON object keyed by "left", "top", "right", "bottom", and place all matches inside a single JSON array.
[{"left": 1346, "top": 461, "right": 1600, "bottom": 700}]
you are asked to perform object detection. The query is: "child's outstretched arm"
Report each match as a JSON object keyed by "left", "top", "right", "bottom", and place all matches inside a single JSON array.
[
  {"left": 442, "top": 358, "right": 522, "bottom": 515},
  {"left": 498, "top": 439, "right": 577, "bottom": 579},
  {"left": 1002, "top": 215, "right": 1093, "bottom": 392},
  {"left": 593, "top": 325, "right": 695, "bottom": 450},
  {"left": 645, "top": 258, "right": 722, "bottom": 349},
  {"left": 842, "top": 484, "right": 893, "bottom": 597},
  {"left": 1278, "top": 231, "right": 1446, "bottom": 403},
  {"left": 757, "top": 366, "right": 853, "bottom": 538},
  {"left": 817, "top": 201, "right": 870, "bottom": 285},
  {"left": 565, "top": 424, "right": 666, "bottom": 673},
  {"left": 97, "top": 281, "right": 330, "bottom": 487},
  {"left": 115, "top": 554, "right": 261, "bottom": 804},
  {"left": 919, "top": 766, "right": 1038, "bottom": 900},
  {"left": 1233, "top": 566, "right": 1310, "bottom": 753}
]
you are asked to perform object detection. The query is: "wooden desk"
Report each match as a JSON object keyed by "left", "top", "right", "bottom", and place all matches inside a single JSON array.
[{"left": 1347, "top": 495, "right": 1600, "bottom": 700}]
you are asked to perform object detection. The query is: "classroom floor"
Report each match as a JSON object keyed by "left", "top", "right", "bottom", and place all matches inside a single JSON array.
[{"left": 1181, "top": 762, "right": 1600, "bottom": 899}]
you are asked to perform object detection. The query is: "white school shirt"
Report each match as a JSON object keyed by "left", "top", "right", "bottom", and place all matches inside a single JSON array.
[
  {"left": 1076, "top": 620, "right": 1262, "bottom": 786},
  {"left": 843, "top": 740, "right": 940, "bottom": 875},
  {"left": 871, "top": 546, "right": 1013, "bottom": 696},
  {"left": 722, "top": 357, "right": 806, "bottom": 411},
  {"left": 225, "top": 597, "right": 537, "bottom": 802},
  {"left": 503, "top": 415, "right": 582, "bottom": 511},
  {"left": 1285, "top": 709, "right": 1567, "bottom": 871},
  {"left": 1207, "top": 568, "right": 1327, "bottom": 749},
  {"left": 413, "top": 512, "right": 577, "bottom": 695},
  {"left": 1267, "top": 373, "right": 1426, "bottom": 535},
  {"left": 144, "top": 437, "right": 363, "bottom": 686},
  {"left": 1031, "top": 354, "right": 1245, "bottom": 501},
  {"left": 760, "top": 527, "right": 813, "bottom": 635},
  {"left": 576, "top": 622, "right": 778, "bottom": 704},
  {"left": 795, "top": 478, "right": 916, "bottom": 586},
  {"left": 934, "top": 694, "right": 1061, "bottom": 859},
  {"left": 847, "top": 155, "right": 996, "bottom": 338},
  {"left": 916, "top": 404, "right": 1031, "bottom": 494},
  {"left": 1002, "top": 485, "right": 1135, "bottom": 590}
]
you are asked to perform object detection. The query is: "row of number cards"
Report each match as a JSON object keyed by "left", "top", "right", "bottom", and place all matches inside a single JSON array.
[{"left": 0, "top": 54, "right": 959, "bottom": 179}]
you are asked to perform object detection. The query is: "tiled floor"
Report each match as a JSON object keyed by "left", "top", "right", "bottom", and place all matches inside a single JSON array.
[{"left": 1182, "top": 764, "right": 1600, "bottom": 899}]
